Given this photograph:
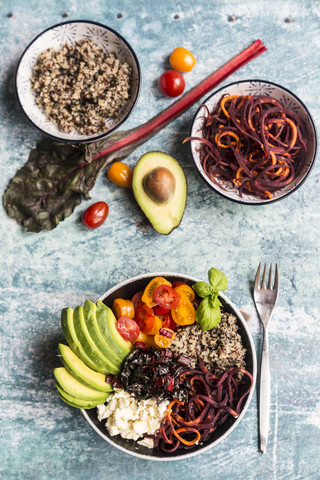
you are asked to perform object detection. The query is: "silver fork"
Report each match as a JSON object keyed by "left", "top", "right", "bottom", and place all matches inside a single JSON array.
[{"left": 253, "top": 263, "right": 279, "bottom": 454}]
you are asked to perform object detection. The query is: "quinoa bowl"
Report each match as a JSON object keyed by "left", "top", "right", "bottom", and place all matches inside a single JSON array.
[
  {"left": 81, "top": 272, "right": 257, "bottom": 461},
  {"left": 15, "top": 20, "right": 141, "bottom": 143}
]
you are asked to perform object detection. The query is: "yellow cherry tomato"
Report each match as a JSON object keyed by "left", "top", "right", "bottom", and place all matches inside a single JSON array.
[
  {"left": 174, "top": 284, "right": 195, "bottom": 302},
  {"left": 169, "top": 47, "right": 196, "bottom": 72},
  {"left": 171, "top": 295, "right": 196, "bottom": 326},
  {"left": 141, "top": 277, "right": 172, "bottom": 307},
  {"left": 107, "top": 162, "right": 133, "bottom": 188},
  {"left": 112, "top": 298, "right": 135, "bottom": 319},
  {"left": 154, "top": 328, "right": 175, "bottom": 349}
]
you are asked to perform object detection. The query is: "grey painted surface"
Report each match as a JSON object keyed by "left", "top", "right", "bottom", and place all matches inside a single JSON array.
[{"left": 0, "top": 1, "right": 319, "bottom": 479}]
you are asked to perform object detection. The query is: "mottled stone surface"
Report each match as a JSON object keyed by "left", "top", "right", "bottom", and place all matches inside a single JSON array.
[{"left": 0, "top": 1, "right": 319, "bottom": 479}]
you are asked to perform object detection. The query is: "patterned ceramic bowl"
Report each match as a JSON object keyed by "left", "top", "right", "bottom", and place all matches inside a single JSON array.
[
  {"left": 81, "top": 272, "right": 257, "bottom": 461},
  {"left": 189, "top": 80, "right": 317, "bottom": 205},
  {"left": 15, "top": 20, "right": 141, "bottom": 143}
]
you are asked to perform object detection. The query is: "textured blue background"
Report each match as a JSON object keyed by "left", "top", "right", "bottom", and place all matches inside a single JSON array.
[{"left": 1, "top": 1, "right": 319, "bottom": 479}]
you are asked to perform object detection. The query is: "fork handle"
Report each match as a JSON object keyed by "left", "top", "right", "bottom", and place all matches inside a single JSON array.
[{"left": 259, "top": 328, "right": 270, "bottom": 454}]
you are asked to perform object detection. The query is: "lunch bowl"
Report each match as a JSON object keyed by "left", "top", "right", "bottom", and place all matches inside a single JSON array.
[
  {"left": 82, "top": 272, "right": 257, "bottom": 461},
  {"left": 189, "top": 79, "right": 317, "bottom": 205},
  {"left": 15, "top": 20, "right": 141, "bottom": 143}
]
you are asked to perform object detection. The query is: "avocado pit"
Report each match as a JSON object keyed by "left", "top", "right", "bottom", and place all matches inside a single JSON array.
[{"left": 143, "top": 167, "right": 176, "bottom": 204}]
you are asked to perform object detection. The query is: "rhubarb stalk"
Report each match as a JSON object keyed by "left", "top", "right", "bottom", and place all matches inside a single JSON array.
[{"left": 86, "top": 39, "right": 267, "bottom": 164}]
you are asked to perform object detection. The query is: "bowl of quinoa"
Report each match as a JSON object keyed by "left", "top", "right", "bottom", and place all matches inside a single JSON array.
[
  {"left": 81, "top": 272, "right": 257, "bottom": 461},
  {"left": 15, "top": 20, "right": 141, "bottom": 143}
]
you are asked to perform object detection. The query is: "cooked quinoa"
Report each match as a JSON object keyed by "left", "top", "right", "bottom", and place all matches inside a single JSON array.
[
  {"left": 170, "top": 311, "right": 246, "bottom": 375},
  {"left": 30, "top": 39, "right": 132, "bottom": 135}
]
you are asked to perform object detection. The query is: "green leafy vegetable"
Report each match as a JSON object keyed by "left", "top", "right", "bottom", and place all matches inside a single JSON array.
[
  {"left": 2, "top": 140, "right": 105, "bottom": 232},
  {"left": 192, "top": 267, "right": 228, "bottom": 331}
]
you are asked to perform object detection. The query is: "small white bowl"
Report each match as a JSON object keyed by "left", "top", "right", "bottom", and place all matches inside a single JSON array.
[
  {"left": 190, "top": 80, "right": 317, "bottom": 205},
  {"left": 81, "top": 272, "right": 257, "bottom": 461},
  {"left": 15, "top": 20, "right": 141, "bottom": 143}
]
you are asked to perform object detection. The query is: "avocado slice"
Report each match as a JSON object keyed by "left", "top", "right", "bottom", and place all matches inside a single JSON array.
[
  {"left": 58, "top": 343, "right": 113, "bottom": 393},
  {"left": 56, "top": 382, "right": 109, "bottom": 409},
  {"left": 83, "top": 300, "right": 122, "bottom": 368},
  {"left": 96, "top": 301, "right": 132, "bottom": 360},
  {"left": 61, "top": 307, "right": 100, "bottom": 372},
  {"left": 54, "top": 367, "right": 109, "bottom": 402},
  {"left": 73, "top": 306, "right": 119, "bottom": 375},
  {"left": 133, "top": 151, "right": 187, "bottom": 234}
]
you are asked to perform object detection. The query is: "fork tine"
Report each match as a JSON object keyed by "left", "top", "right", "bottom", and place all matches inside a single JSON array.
[
  {"left": 267, "top": 264, "right": 273, "bottom": 289},
  {"left": 262, "top": 263, "right": 267, "bottom": 289},
  {"left": 274, "top": 263, "right": 279, "bottom": 292},
  {"left": 255, "top": 262, "right": 261, "bottom": 290}
]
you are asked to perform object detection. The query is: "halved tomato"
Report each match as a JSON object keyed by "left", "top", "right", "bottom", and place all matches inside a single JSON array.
[
  {"left": 112, "top": 298, "right": 135, "bottom": 319},
  {"left": 153, "top": 304, "right": 170, "bottom": 315},
  {"left": 154, "top": 327, "right": 175, "bottom": 348},
  {"left": 162, "top": 311, "right": 177, "bottom": 331},
  {"left": 171, "top": 295, "right": 196, "bottom": 326},
  {"left": 131, "top": 291, "right": 144, "bottom": 311},
  {"left": 135, "top": 305, "right": 162, "bottom": 334},
  {"left": 174, "top": 284, "right": 195, "bottom": 302},
  {"left": 141, "top": 277, "right": 172, "bottom": 307},
  {"left": 153, "top": 285, "right": 180, "bottom": 310},
  {"left": 116, "top": 316, "right": 140, "bottom": 341}
]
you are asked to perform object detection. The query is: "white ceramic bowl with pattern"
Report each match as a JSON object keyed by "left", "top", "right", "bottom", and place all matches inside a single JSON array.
[
  {"left": 190, "top": 80, "right": 317, "bottom": 205},
  {"left": 15, "top": 20, "right": 141, "bottom": 143}
]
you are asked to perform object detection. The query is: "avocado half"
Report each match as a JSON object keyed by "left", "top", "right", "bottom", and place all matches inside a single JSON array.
[{"left": 132, "top": 151, "right": 187, "bottom": 235}]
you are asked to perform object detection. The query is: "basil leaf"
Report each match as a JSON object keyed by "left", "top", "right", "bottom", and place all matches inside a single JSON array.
[
  {"left": 210, "top": 291, "right": 223, "bottom": 308},
  {"left": 208, "top": 267, "right": 228, "bottom": 291},
  {"left": 3, "top": 139, "right": 106, "bottom": 232},
  {"left": 196, "top": 297, "right": 221, "bottom": 331},
  {"left": 192, "top": 281, "right": 214, "bottom": 298}
]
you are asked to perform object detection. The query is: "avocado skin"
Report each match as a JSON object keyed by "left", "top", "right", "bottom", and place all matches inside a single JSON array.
[
  {"left": 95, "top": 301, "right": 132, "bottom": 360},
  {"left": 56, "top": 382, "right": 109, "bottom": 409},
  {"left": 73, "top": 306, "right": 119, "bottom": 375},
  {"left": 58, "top": 343, "right": 113, "bottom": 393},
  {"left": 54, "top": 367, "right": 109, "bottom": 402},
  {"left": 61, "top": 307, "right": 100, "bottom": 373},
  {"left": 133, "top": 151, "right": 187, "bottom": 235},
  {"left": 83, "top": 300, "right": 122, "bottom": 368}
]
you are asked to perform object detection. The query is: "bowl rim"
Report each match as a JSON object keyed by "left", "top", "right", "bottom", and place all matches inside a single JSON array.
[
  {"left": 189, "top": 78, "right": 318, "bottom": 206},
  {"left": 81, "top": 271, "right": 257, "bottom": 461},
  {"left": 15, "top": 19, "right": 141, "bottom": 144}
]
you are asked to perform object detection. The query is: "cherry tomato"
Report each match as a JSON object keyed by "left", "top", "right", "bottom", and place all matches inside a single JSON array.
[
  {"left": 169, "top": 47, "right": 196, "bottom": 72},
  {"left": 174, "top": 284, "right": 195, "bottom": 302},
  {"left": 162, "top": 311, "right": 177, "bottom": 331},
  {"left": 116, "top": 316, "right": 140, "bottom": 341},
  {"left": 153, "top": 304, "right": 170, "bottom": 315},
  {"left": 171, "top": 295, "right": 196, "bottom": 326},
  {"left": 107, "top": 162, "right": 133, "bottom": 188},
  {"left": 141, "top": 277, "right": 172, "bottom": 307},
  {"left": 171, "top": 281, "right": 185, "bottom": 288},
  {"left": 82, "top": 201, "right": 109, "bottom": 229},
  {"left": 154, "top": 327, "right": 175, "bottom": 348},
  {"left": 131, "top": 291, "right": 144, "bottom": 311},
  {"left": 135, "top": 304, "right": 162, "bottom": 334},
  {"left": 153, "top": 285, "right": 180, "bottom": 310},
  {"left": 134, "top": 331, "right": 157, "bottom": 349},
  {"left": 112, "top": 299, "right": 135, "bottom": 319},
  {"left": 158, "top": 70, "right": 185, "bottom": 97}
]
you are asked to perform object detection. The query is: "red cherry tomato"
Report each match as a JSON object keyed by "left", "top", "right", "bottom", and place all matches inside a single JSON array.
[
  {"left": 82, "top": 202, "right": 109, "bottom": 229},
  {"left": 158, "top": 70, "right": 185, "bottom": 97},
  {"left": 153, "top": 285, "right": 180, "bottom": 310},
  {"left": 162, "top": 311, "right": 177, "bottom": 331},
  {"left": 131, "top": 290, "right": 144, "bottom": 311},
  {"left": 116, "top": 316, "right": 140, "bottom": 341},
  {"left": 135, "top": 304, "right": 155, "bottom": 333},
  {"left": 153, "top": 304, "right": 170, "bottom": 315},
  {"left": 171, "top": 281, "right": 186, "bottom": 288}
]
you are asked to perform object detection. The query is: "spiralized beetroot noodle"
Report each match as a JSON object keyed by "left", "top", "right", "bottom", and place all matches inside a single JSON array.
[
  {"left": 185, "top": 95, "right": 307, "bottom": 199},
  {"left": 154, "top": 361, "right": 253, "bottom": 452}
]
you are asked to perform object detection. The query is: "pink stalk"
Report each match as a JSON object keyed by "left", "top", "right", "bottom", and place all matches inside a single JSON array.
[{"left": 91, "top": 40, "right": 267, "bottom": 163}]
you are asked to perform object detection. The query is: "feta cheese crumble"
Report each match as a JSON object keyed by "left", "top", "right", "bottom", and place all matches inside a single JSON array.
[{"left": 97, "top": 389, "right": 169, "bottom": 448}]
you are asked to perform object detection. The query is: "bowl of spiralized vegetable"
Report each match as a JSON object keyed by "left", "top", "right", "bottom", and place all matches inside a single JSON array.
[
  {"left": 81, "top": 272, "right": 257, "bottom": 461},
  {"left": 188, "top": 79, "right": 317, "bottom": 205}
]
